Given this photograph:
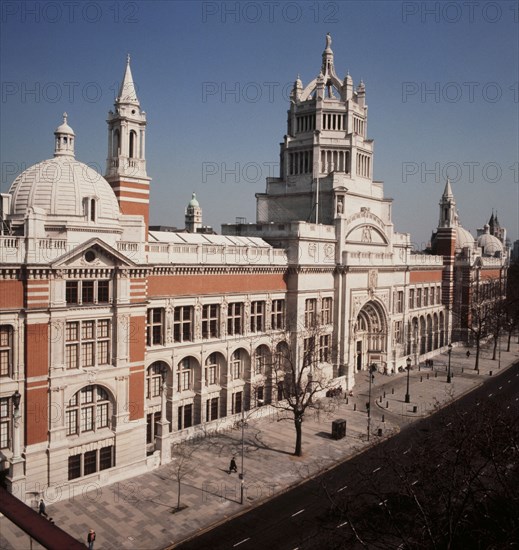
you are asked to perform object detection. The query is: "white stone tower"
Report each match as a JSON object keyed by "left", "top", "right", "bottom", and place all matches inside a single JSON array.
[{"left": 185, "top": 193, "right": 202, "bottom": 233}]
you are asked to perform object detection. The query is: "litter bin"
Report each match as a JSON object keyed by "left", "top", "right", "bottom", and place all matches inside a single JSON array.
[{"left": 331, "top": 419, "right": 346, "bottom": 440}]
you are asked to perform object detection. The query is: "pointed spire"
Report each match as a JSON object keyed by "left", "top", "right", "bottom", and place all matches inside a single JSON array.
[
  {"left": 117, "top": 54, "right": 140, "bottom": 105},
  {"left": 442, "top": 178, "right": 454, "bottom": 199}
]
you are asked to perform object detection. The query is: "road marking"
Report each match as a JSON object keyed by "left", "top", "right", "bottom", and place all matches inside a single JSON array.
[
  {"left": 411, "top": 480, "right": 419, "bottom": 486},
  {"left": 446, "top": 422, "right": 451, "bottom": 426},
  {"left": 373, "top": 467, "right": 381, "bottom": 473},
  {"left": 499, "top": 386, "right": 502, "bottom": 390},
  {"left": 337, "top": 521, "right": 349, "bottom": 528},
  {"left": 379, "top": 500, "right": 388, "bottom": 506},
  {"left": 476, "top": 402, "right": 480, "bottom": 406},
  {"left": 488, "top": 394, "right": 493, "bottom": 398},
  {"left": 292, "top": 509, "right": 305, "bottom": 517},
  {"left": 337, "top": 485, "right": 348, "bottom": 493},
  {"left": 403, "top": 449, "right": 410, "bottom": 455},
  {"left": 233, "top": 538, "right": 250, "bottom": 547}
]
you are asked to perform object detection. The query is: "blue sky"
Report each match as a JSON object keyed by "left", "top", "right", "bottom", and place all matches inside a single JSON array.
[{"left": 1, "top": 0, "right": 518, "bottom": 246}]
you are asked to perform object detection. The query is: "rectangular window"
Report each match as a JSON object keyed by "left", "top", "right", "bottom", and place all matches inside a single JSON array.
[
  {"left": 436, "top": 286, "right": 441, "bottom": 304},
  {"left": 227, "top": 303, "right": 243, "bottom": 335},
  {"left": 84, "top": 450, "right": 97, "bottom": 476},
  {"left": 0, "top": 398, "right": 10, "bottom": 449},
  {"left": 97, "top": 281, "right": 110, "bottom": 303},
  {"left": 424, "top": 288, "right": 429, "bottom": 307},
  {"left": 250, "top": 301, "right": 265, "bottom": 332},
  {"left": 96, "top": 403, "right": 109, "bottom": 428},
  {"left": 177, "top": 404, "right": 193, "bottom": 430},
  {"left": 206, "top": 397, "right": 219, "bottom": 421},
  {"left": 233, "top": 391, "right": 243, "bottom": 414},
  {"left": 66, "top": 281, "right": 79, "bottom": 304},
  {"left": 81, "top": 406, "right": 94, "bottom": 432},
  {"left": 394, "top": 321, "right": 403, "bottom": 344},
  {"left": 397, "top": 291, "right": 404, "bottom": 313},
  {"left": 417, "top": 289, "right": 422, "bottom": 308},
  {"left": 409, "top": 289, "right": 415, "bottom": 309},
  {"left": 205, "top": 354, "right": 218, "bottom": 385},
  {"left": 147, "top": 308, "right": 164, "bottom": 346},
  {"left": 68, "top": 455, "right": 81, "bottom": 480},
  {"left": 321, "top": 297, "right": 333, "bottom": 325},
  {"left": 202, "top": 304, "right": 219, "bottom": 339},
  {"left": 305, "top": 299, "right": 317, "bottom": 328},
  {"left": 181, "top": 370, "right": 190, "bottom": 391},
  {"left": 0, "top": 325, "right": 13, "bottom": 377},
  {"left": 271, "top": 299, "right": 285, "bottom": 330},
  {"left": 66, "top": 409, "right": 78, "bottom": 436},
  {"left": 303, "top": 336, "right": 315, "bottom": 366},
  {"left": 99, "top": 446, "right": 114, "bottom": 471},
  {"left": 82, "top": 281, "right": 95, "bottom": 304},
  {"left": 319, "top": 334, "right": 331, "bottom": 363},
  {"left": 256, "top": 386, "right": 264, "bottom": 407},
  {"left": 174, "top": 306, "right": 193, "bottom": 342},
  {"left": 231, "top": 350, "right": 242, "bottom": 380}
]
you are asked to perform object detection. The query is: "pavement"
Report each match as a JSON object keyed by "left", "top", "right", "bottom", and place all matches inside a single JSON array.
[{"left": 1, "top": 338, "right": 518, "bottom": 550}]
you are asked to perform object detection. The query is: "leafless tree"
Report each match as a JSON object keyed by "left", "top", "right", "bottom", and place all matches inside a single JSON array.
[{"left": 170, "top": 440, "right": 198, "bottom": 511}]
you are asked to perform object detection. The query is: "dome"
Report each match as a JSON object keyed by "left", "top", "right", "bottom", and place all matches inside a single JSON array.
[
  {"left": 477, "top": 233, "right": 503, "bottom": 256},
  {"left": 188, "top": 192, "right": 199, "bottom": 208},
  {"left": 455, "top": 225, "right": 475, "bottom": 250},
  {"left": 8, "top": 156, "right": 120, "bottom": 221},
  {"left": 55, "top": 115, "right": 75, "bottom": 136}
]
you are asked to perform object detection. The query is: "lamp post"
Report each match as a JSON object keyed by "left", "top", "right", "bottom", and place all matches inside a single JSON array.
[
  {"left": 447, "top": 343, "right": 452, "bottom": 383},
  {"left": 239, "top": 390, "right": 245, "bottom": 504},
  {"left": 160, "top": 365, "right": 168, "bottom": 422},
  {"left": 367, "top": 364, "right": 376, "bottom": 441},
  {"left": 405, "top": 357, "right": 411, "bottom": 403}
]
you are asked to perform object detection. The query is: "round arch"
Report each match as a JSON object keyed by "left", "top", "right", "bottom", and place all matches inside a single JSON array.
[{"left": 354, "top": 300, "right": 388, "bottom": 371}]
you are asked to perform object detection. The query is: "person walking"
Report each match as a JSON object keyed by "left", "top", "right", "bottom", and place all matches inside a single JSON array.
[
  {"left": 38, "top": 499, "right": 48, "bottom": 518},
  {"left": 228, "top": 456, "right": 238, "bottom": 474},
  {"left": 87, "top": 528, "right": 96, "bottom": 550}
]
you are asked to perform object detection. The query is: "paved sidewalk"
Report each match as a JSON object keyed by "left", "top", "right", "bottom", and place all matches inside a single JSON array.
[{"left": 1, "top": 339, "right": 518, "bottom": 550}]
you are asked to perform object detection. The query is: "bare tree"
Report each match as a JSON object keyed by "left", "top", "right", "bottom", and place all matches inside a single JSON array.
[
  {"left": 170, "top": 440, "right": 197, "bottom": 511},
  {"left": 268, "top": 322, "right": 335, "bottom": 457}
]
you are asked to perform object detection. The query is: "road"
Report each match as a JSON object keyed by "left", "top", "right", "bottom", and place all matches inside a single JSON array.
[{"left": 175, "top": 361, "right": 519, "bottom": 549}]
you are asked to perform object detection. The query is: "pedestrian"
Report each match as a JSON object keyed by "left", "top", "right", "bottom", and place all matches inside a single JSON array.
[
  {"left": 466, "top": 350, "right": 470, "bottom": 358},
  {"left": 38, "top": 499, "right": 48, "bottom": 518},
  {"left": 228, "top": 456, "right": 238, "bottom": 474},
  {"left": 87, "top": 528, "right": 96, "bottom": 550}
]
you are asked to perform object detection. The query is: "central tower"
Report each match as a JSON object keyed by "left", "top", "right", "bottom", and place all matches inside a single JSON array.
[{"left": 256, "top": 33, "right": 374, "bottom": 225}]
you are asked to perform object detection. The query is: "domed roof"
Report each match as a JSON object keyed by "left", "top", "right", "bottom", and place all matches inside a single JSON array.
[
  {"left": 188, "top": 192, "right": 199, "bottom": 208},
  {"left": 455, "top": 225, "right": 475, "bottom": 250},
  {"left": 55, "top": 112, "right": 75, "bottom": 136},
  {"left": 477, "top": 228, "right": 503, "bottom": 256},
  {"left": 9, "top": 156, "right": 120, "bottom": 221}
]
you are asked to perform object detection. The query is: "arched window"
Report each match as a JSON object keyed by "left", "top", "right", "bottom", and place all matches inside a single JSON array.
[
  {"left": 66, "top": 385, "right": 111, "bottom": 436},
  {"left": 205, "top": 353, "right": 219, "bottom": 386},
  {"left": 177, "top": 358, "right": 192, "bottom": 392},
  {"left": 147, "top": 362, "right": 166, "bottom": 399},
  {"left": 230, "top": 349, "right": 243, "bottom": 380},
  {"left": 129, "top": 130, "right": 137, "bottom": 158},
  {"left": 113, "top": 129, "right": 120, "bottom": 157},
  {"left": 254, "top": 346, "right": 269, "bottom": 376},
  {"left": 90, "top": 198, "right": 96, "bottom": 222}
]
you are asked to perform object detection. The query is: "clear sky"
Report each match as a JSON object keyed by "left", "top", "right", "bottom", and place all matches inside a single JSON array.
[{"left": 1, "top": 0, "right": 518, "bottom": 247}]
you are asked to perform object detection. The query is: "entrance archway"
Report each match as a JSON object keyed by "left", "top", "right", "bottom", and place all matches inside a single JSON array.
[{"left": 354, "top": 300, "right": 388, "bottom": 371}]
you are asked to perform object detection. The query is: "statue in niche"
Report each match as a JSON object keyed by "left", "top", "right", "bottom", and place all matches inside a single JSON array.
[{"left": 337, "top": 197, "right": 344, "bottom": 214}]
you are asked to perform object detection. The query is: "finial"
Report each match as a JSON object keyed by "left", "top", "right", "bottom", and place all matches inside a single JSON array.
[
  {"left": 325, "top": 32, "right": 332, "bottom": 49},
  {"left": 63, "top": 112, "right": 68, "bottom": 124},
  {"left": 127, "top": 53, "right": 131, "bottom": 64}
]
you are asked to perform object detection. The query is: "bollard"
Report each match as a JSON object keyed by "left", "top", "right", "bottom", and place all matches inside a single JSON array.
[
  {"left": 383, "top": 391, "right": 386, "bottom": 398},
  {"left": 391, "top": 388, "right": 394, "bottom": 394},
  {"left": 489, "top": 371, "right": 492, "bottom": 376},
  {"left": 420, "top": 376, "right": 423, "bottom": 382},
  {"left": 412, "top": 405, "right": 417, "bottom": 413},
  {"left": 462, "top": 367, "right": 464, "bottom": 373},
  {"left": 435, "top": 372, "right": 437, "bottom": 378},
  {"left": 382, "top": 414, "right": 385, "bottom": 423},
  {"left": 427, "top": 373, "right": 429, "bottom": 379},
  {"left": 346, "top": 397, "right": 348, "bottom": 404},
  {"left": 353, "top": 403, "right": 356, "bottom": 411},
  {"left": 379, "top": 395, "right": 382, "bottom": 403},
  {"left": 386, "top": 401, "right": 389, "bottom": 408},
  {"left": 377, "top": 428, "right": 383, "bottom": 437}
]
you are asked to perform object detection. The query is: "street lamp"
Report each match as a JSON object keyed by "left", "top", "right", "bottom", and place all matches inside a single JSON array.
[
  {"left": 405, "top": 357, "right": 411, "bottom": 403},
  {"left": 367, "top": 364, "right": 376, "bottom": 441},
  {"left": 239, "top": 390, "right": 245, "bottom": 505},
  {"left": 11, "top": 390, "right": 22, "bottom": 460},
  {"left": 447, "top": 343, "right": 452, "bottom": 383}
]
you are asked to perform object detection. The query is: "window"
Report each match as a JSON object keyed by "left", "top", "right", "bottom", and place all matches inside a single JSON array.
[
  {"left": 230, "top": 349, "right": 243, "bottom": 380},
  {"left": 319, "top": 334, "right": 331, "bottom": 363},
  {"left": 146, "top": 412, "right": 161, "bottom": 445},
  {"left": 409, "top": 289, "right": 415, "bottom": 309},
  {"left": 254, "top": 346, "right": 268, "bottom": 375},
  {"left": 396, "top": 291, "right": 404, "bottom": 313},
  {"left": 177, "top": 358, "right": 191, "bottom": 392},
  {"left": 177, "top": 404, "right": 193, "bottom": 430},
  {"left": 146, "top": 363, "right": 164, "bottom": 399},
  {"left": 205, "top": 353, "right": 219, "bottom": 386},
  {"left": 68, "top": 445, "right": 114, "bottom": 480},
  {"left": 0, "top": 325, "right": 13, "bottom": 377},
  {"left": 147, "top": 308, "right": 164, "bottom": 346},
  {"left": 66, "top": 320, "right": 110, "bottom": 369},
  {"left": 394, "top": 321, "right": 403, "bottom": 344},
  {"left": 65, "top": 280, "right": 110, "bottom": 304},
  {"left": 321, "top": 297, "right": 333, "bottom": 324},
  {"left": 0, "top": 398, "right": 10, "bottom": 449},
  {"left": 303, "top": 336, "right": 315, "bottom": 366},
  {"left": 271, "top": 299, "right": 285, "bottom": 330},
  {"left": 436, "top": 286, "right": 441, "bottom": 304},
  {"left": 202, "top": 304, "right": 219, "bottom": 339},
  {"left": 424, "top": 288, "right": 429, "bottom": 307},
  {"left": 228, "top": 303, "right": 243, "bottom": 335},
  {"left": 250, "top": 301, "right": 265, "bottom": 332},
  {"left": 206, "top": 397, "right": 219, "bottom": 421},
  {"left": 232, "top": 391, "right": 243, "bottom": 414},
  {"left": 305, "top": 299, "right": 317, "bottom": 328},
  {"left": 66, "top": 385, "right": 110, "bottom": 436},
  {"left": 416, "top": 289, "right": 422, "bottom": 308},
  {"left": 173, "top": 306, "right": 193, "bottom": 342}
]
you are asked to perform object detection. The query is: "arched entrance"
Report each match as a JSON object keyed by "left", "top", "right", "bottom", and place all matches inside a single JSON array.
[{"left": 354, "top": 300, "right": 388, "bottom": 371}]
